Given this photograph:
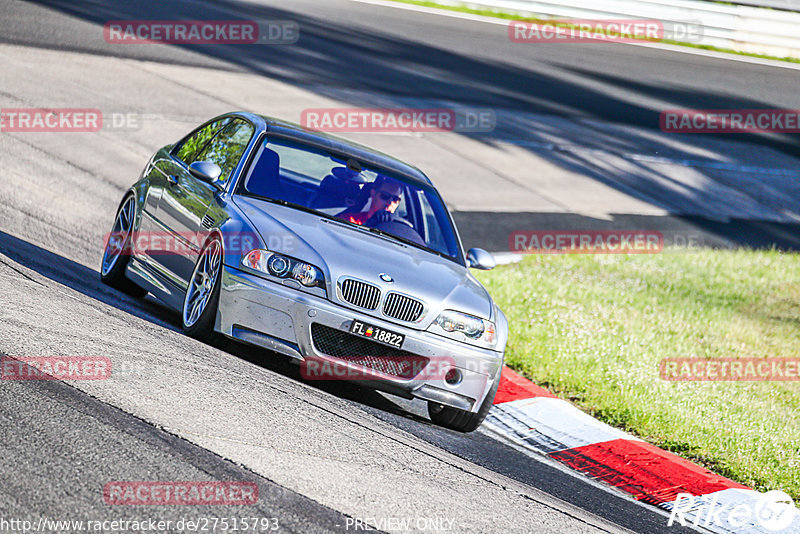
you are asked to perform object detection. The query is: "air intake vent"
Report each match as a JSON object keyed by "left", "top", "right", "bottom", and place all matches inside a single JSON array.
[
  {"left": 383, "top": 293, "right": 424, "bottom": 322},
  {"left": 201, "top": 214, "right": 216, "bottom": 229},
  {"left": 339, "top": 278, "right": 381, "bottom": 310},
  {"left": 310, "top": 323, "right": 428, "bottom": 379}
]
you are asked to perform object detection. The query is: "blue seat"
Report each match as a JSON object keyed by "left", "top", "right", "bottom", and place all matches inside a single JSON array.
[{"left": 246, "top": 147, "right": 281, "bottom": 198}]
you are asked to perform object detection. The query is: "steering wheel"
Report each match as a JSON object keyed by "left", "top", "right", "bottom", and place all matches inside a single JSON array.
[{"left": 372, "top": 219, "right": 425, "bottom": 246}]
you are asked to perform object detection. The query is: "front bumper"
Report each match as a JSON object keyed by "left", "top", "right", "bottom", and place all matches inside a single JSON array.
[{"left": 216, "top": 265, "right": 503, "bottom": 412}]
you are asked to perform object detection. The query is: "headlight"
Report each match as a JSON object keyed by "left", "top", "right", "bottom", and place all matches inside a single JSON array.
[
  {"left": 242, "top": 249, "right": 325, "bottom": 289},
  {"left": 431, "top": 310, "right": 497, "bottom": 347},
  {"left": 268, "top": 254, "right": 291, "bottom": 277}
]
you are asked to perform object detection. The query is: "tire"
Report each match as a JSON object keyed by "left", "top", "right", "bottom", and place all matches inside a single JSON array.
[
  {"left": 100, "top": 195, "right": 148, "bottom": 298},
  {"left": 428, "top": 370, "right": 501, "bottom": 433},
  {"left": 181, "top": 235, "right": 223, "bottom": 344}
]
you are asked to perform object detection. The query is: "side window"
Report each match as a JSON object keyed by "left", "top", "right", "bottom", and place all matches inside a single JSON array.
[
  {"left": 174, "top": 117, "right": 232, "bottom": 164},
  {"left": 193, "top": 119, "right": 255, "bottom": 184}
]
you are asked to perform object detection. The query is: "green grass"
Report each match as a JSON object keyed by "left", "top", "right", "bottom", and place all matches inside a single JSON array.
[
  {"left": 474, "top": 249, "right": 800, "bottom": 498},
  {"left": 389, "top": 0, "right": 800, "bottom": 64}
]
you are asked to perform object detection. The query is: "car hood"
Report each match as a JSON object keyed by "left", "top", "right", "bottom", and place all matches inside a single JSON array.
[{"left": 233, "top": 196, "right": 493, "bottom": 327}]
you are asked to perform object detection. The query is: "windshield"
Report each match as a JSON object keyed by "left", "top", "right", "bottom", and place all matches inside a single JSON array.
[{"left": 239, "top": 136, "right": 462, "bottom": 261}]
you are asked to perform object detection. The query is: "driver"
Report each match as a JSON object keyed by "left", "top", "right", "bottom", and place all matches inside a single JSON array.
[{"left": 336, "top": 176, "right": 402, "bottom": 226}]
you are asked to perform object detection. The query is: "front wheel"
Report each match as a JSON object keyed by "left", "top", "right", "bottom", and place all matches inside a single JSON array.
[
  {"left": 428, "top": 371, "right": 501, "bottom": 433},
  {"left": 100, "top": 195, "right": 147, "bottom": 298},
  {"left": 181, "top": 236, "right": 223, "bottom": 343}
]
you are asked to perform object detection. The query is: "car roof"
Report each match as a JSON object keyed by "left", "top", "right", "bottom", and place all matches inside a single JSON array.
[{"left": 231, "top": 111, "right": 434, "bottom": 186}]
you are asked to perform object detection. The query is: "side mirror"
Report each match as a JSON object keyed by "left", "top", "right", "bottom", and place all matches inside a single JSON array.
[
  {"left": 466, "top": 248, "right": 496, "bottom": 270},
  {"left": 189, "top": 161, "right": 223, "bottom": 189}
]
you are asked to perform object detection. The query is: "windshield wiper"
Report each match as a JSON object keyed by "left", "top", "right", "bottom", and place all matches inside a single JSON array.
[
  {"left": 363, "top": 226, "right": 451, "bottom": 259},
  {"left": 245, "top": 194, "right": 340, "bottom": 222}
]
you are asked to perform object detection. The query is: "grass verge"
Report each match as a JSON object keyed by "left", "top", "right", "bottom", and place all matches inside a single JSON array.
[
  {"left": 387, "top": 0, "right": 800, "bottom": 64},
  {"left": 474, "top": 249, "right": 800, "bottom": 498}
]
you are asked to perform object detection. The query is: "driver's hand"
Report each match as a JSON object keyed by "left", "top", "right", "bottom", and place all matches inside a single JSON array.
[{"left": 366, "top": 210, "right": 395, "bottom": 226}]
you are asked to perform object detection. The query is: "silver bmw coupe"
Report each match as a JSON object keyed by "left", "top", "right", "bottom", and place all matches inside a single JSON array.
[{"left": 101, "top": 112, "right": 507, "bottom": 432}]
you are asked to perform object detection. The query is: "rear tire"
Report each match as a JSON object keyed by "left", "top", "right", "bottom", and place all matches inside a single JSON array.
[
  {"left": 428, "top": 370, "right": 501, "bottom": 433},
  {"left": 100, "top": 195, "right": 148, "bottom": 298}
]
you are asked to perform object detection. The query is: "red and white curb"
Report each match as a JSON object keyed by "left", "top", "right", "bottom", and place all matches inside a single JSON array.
[{"left": 486, "top": 366, "right": 800, "bottom": 533}]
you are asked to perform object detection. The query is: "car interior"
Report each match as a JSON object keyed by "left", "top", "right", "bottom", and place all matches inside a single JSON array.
[{"left": 242, "top": 142, "right": 451, "bottom": 252}]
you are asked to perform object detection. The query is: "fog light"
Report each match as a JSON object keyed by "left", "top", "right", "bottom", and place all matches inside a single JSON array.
[{"left": 444, "top": 368, "right": 462, "bottom": 386}]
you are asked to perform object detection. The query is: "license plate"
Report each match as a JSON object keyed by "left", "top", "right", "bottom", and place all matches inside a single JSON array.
[{"left": 349, "top": 319, "right": 405, "bottom": 349}]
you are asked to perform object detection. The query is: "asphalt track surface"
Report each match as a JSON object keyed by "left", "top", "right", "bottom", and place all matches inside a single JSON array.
[
  {"left": 5, "top": 0, "right": 800, "bottom": 148},
  {"left": 0, "top": 0, "right": 795, "bottom": 532}
]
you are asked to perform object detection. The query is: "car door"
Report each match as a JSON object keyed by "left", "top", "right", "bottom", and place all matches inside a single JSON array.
[
  {"left": 158, "top": 117, "right": 255, "bottom": 287},
  {"left": 138, "top": 117, "right": 232, "bottom": 288}
]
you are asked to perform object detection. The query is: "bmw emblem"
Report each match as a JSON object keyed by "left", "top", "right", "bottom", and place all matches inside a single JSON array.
[{"left": 379, "top": 273, "right": 394, "bottom": 283}]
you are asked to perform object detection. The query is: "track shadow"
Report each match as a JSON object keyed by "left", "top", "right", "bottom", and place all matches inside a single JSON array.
[
  {"left": 4, "top": 0, "right": 799, "bottom": 238},
  {"left": 19, "top": 0, "right": 800, "bottom": 153},
  {"left": 0, "top": 230, "right": 421, "bottom": 423},
  {"left": 0, "top": 230, "right": 701, "bottom": 534}
]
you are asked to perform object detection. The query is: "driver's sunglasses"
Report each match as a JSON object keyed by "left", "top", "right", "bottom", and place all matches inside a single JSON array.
[{"left": 378, "top": 191, "right": 402, "bottom": 203}]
